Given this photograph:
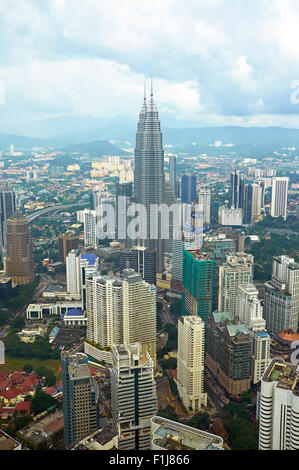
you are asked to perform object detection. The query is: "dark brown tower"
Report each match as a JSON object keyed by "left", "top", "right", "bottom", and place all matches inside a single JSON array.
[
  {"left": 58, "top": 232, "right": 79, "bottom": 263},
  {"left": 5, "top": 211, "right": 35, "bottom": 285}
]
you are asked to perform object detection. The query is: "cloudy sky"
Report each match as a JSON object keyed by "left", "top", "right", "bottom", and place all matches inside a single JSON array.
[{"left": 1, "top": 0, "right": 299, "bottom": 135}]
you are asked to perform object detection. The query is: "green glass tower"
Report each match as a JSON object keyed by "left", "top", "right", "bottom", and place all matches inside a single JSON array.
[{"left": 182, "top": 247, "right": 214, "bottom": 323}]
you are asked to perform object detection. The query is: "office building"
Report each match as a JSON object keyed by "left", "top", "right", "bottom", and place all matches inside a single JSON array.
[
  {"left": 218, "top": 253, "right": 254, "bottom": 319},
  {"left": 119, "top": 246, "right": 156, "bottom": 285},
  {"left": 243, "top": 183, "right": 262, "bottom": 224},
  {"left": 218, "top": 206, "right": 243, "bottom": 226},
  {"left": 177, "top": 316, "right": 207, "bottom": 412},
  {"left": 258, "top": 358, "right": 299, "bottom": 450},
  {"left": 5, "top": 211, "right": 35, "bottom": 286},
  {"left": 111, "top": 343, "right": 157, "bottom": 450},
  {"left": 197, "top": 188, "right": 211, "bottom": 226},
  {"left": 134, "top": 85, "right": 166, "bottom": 274},
  {"left": 151, "top": 417, "right": 224, "bottom": 451},
  {"left": 80, "top": 253, "right": 99, "bottom": 311},
  {"left": 83, "top": 209, "right": 97, "bottom": 248},
  {"left": 204, "top": 234, "right": 236, "bottom": 310},
  {"left": 182, "top": 247, "right": 214, "bottom": 323},
  {"left": 230, "top": 169, "right": 243, "bottom": 209},
  {"left": 168, "top": 155, "right": 177, "bottom": 195},
  {"left": 236, "top": 284, "right": 271, "bottom": 384},
  {"left": 181, "top": 174, "right": 196, "bottom": 204},
  {"left": 205, "top": 312, "right": 252, "bottom": 396},
  {"left": 61, "top": 352, "right": 99, "bottom": 448},
  {"left": 58, "top": 231, "right": 79, "bottom": 263},
  {"left": 271, "top": 177, "right": 289, "bottom": 220},
  {"left": 66, "top": 249, "right": 81, "bottom": 296},
  {"left": 264, "top": 256, "right": 299, "bottom": 335},
  {"left": 0, "top": 189, "right": 16, "bottom": 249},
  {"left": 226, "top": 229, "right": 245, "bottom": 252}
]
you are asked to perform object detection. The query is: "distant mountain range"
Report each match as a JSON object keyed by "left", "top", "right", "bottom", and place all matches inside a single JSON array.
[{"left": 1, "top": 121, "right": 299, "bottom": 158}]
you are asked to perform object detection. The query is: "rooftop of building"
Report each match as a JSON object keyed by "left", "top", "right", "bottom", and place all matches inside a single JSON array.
[
  {"left": 278, "top": 329, "right": 299, "bottom": 342},
  {"left": 81, "top": 253, "right": 98, "bottom": 265},
  {"left": 264, "top": 359, "right": 299, "bottom": 395},
  {"left": 0, "top": 430, "right": 21, "bottom": 450},
  {"left": 151, "top": 417, "right": 223, "bottom": 451},
  {"left": 211, "top": 311, "right": 233, "bottom": 324},
  {"left": 18, "top": 410, "right": 64, "bottom": 441},
  {"left": 184, "top": 247, "right": 209, "bottom": 261},
  {"left": 63, "top": 308, "right": 84, "bottom": 317}
]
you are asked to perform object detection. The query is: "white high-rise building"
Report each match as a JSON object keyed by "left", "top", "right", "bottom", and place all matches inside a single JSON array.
[
  {"left": 111, "top": 343, "right": 157, "bottom": 450},
  {"left": 83, "top": 209, "right": 97, "bottom": 248},
  {"left": 86, "top": 275, "right": 123, "bottom": 348},
  {"left": 271, "top": 177, "right": 289, "bottom": 220},
  {"left": 122, "top": 269, "right": 157, "bottom": 368},
  {"left": 197, "top": 188, "right": 211, "bottom": 225},
  {"left": 66, "top": 249, "right": 81, "bottom": 296},
  {"left": 177, "top": 316, "right": 207, "bottom": 412},
  {"left": 258, "top": 358, "right": 299, "bottom": 450},
  {"left": 218, "top": 206, "right": 243, "bottom": 226},
  {"left": 218, "top": 253, "right": 254, "bottom": 319},
  {"left": 264, "top": 256, "right": 299, "bottom": 335},
  {"left": 236, "top": 283, "right": 271, "bottom": 384},
  {"left": 80, "top": 253, "right": 99, "bottom": 311}
]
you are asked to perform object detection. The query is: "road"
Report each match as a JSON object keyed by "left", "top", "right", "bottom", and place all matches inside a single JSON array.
[{"left": 26, "top": 202, "right": 86, "bottom": 224}]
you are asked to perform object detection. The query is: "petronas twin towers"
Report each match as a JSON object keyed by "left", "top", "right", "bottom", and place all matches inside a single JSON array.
[{"left": 134, "top": 83, "right": 166, "bottom": 273}]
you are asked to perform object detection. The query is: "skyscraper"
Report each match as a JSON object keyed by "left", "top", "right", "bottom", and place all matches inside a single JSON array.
[
  {"left": 134, "top": 84, "right": 165, "bottom": 273},
  {"left": 86, "top": 275, "right": 123, "bottom": 348},
  {"left": 263, "top": 255, "right": 299, "bottom": 334},
  {"left": 0, "top": 189, "right": 16, "bottom": 250},
  {"left": 168, "top": 155, "right": 177, "bottom": 195},
  {"left": 204, "top": 234, "right": 236, "bottom": 310},
  {"left": 5, "top": 211, "right": 35, "bottom": 286},
  {"left": 122, "top": 268, "right": 157, "bottom": 368},
  {"left": 197, "top": 188, "right": 211, "bottom": 225},
  {"left": 119, "top": 246, "right": 156, "bottom": 285},
  {"left": 271, "top": 177, "right": 289, "bottom": 220},
  {"left": 181, "top": 174, "right": 196, "bottom": 204},
  {"left": 61, "top": 352, "right": 99, "bottom": 448},
  {"left": 83, "top": 209, "right": 97, "bottom": 248},
  {"left": 58, "top": 231, "right": 79, "bottom": 263},
  {"left": 258, "top": 358, "right": 299, "bottom": 450},
  {"left": 182, "top": 246, "right": 214, "bottom": 323},
  {"left": 230, "top": 169, "right": 242, "bottom": 208},
  {"left": 66, "top": 249, "right": 81, "bottom": 296},
  {"left": 236, "top": 283, "right": 271, "bottom": 384},
  {"left": 177, "top": 315, "right": 207, "bottom": 412},
  {"left": 218, "top": 253, "right": 254, "bottom": 319},
  {"left": 111, "top": 343, "right": 157, "bottom": 450},
  {"left": 205, "top": 312, "right": 252, "bottom": 396}
]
